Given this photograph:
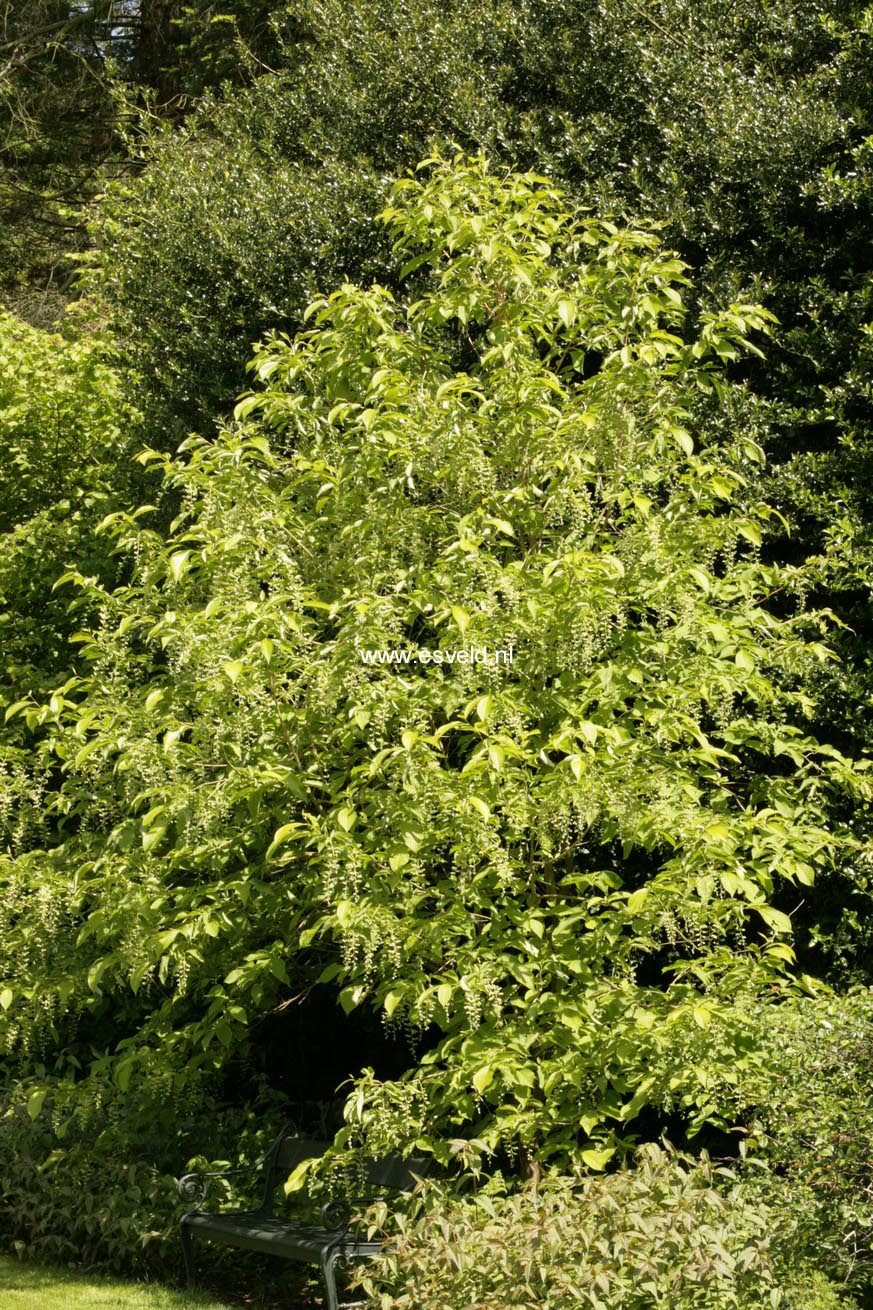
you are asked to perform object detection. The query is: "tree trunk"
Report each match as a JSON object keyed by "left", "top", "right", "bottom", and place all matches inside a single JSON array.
[{"left": 137, "top": 0, "right": 181, "bottom": 104}]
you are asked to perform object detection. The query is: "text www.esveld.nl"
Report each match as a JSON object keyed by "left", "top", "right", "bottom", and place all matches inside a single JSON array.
[{"left": 358, "top": 645, "right": 514, "bottom": 667}]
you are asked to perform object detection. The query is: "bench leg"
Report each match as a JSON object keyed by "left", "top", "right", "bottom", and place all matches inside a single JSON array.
[
  {"left": 180, "top": 1224, "right": 195, "bottom": 1288},
  {"left": 320, "top": 1247, "right": 341, "bottom": 1310}
]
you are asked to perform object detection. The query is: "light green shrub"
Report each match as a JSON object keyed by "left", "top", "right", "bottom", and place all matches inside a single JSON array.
[
  {"left": 0, "top": 312, "right": 127, "bottom": 532},
  {"left": 3, "top": 155, "right": 870, "bottom": 1276},
  {"left": 0, "top": 312, "right": 139, "bottom": 849}
]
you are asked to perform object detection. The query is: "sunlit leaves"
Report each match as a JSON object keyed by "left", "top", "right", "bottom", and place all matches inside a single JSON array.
[{"left": 1, "top": 156, "right": 868, "bottom": 1180}]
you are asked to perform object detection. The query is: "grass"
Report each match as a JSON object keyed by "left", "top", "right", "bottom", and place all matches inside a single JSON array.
[{"left": 0, "top": 1255, "right": 238, "bottom": 1309}]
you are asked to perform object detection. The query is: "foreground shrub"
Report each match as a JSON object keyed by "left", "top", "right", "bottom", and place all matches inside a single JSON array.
[{"left": 359, "top": 1144, "right": 786, "bottom": 1310}]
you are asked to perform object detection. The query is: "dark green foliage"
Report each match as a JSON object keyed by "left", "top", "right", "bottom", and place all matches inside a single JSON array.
[
  {"left": 0, "top": 2, "right": 122, "bottom": 317},
  {"left": 724, "top": 991, "right": 873, "bottom": 1295},
  {"left": 0, "top": 1069, "right": 286, "bottom": 1273},
  {"left": 0, "top": 0, "right": 299, "bottom": 317},
  {"left": 85, "top": 0, "right": 534, "bottom": 443},
  {"left": 91, "top": 135, "right": 388, "bottom": 444},
  {"left": 163, "top": 2, "right": 287, "bottom": 100},
  {"left": 83, "top": 0, "right": 861, "bottom": 432}
]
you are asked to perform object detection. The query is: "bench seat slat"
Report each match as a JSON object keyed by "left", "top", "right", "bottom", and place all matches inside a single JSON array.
[{"left": 184, "top": 1210, "right": 381, "bottom": 1261}]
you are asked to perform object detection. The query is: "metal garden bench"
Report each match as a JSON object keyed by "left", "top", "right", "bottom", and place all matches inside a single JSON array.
[{"left": 178, "top": 1131, "right": 431, "bottom": 1310}]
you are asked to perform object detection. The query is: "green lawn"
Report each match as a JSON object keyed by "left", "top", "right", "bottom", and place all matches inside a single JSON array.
[{"left": 0, "top": 1255, "right": 238, "bottom": 1310}]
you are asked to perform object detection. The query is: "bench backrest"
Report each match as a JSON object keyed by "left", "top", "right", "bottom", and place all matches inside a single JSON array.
[
  {"left": 261, "top": 1131, "right": 433, "bottom": 1212},
  {"left": 272, "top": 1135, "right": 332, "bottom": 1173}
]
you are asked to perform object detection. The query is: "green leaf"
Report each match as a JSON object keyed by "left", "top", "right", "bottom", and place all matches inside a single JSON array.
[
  {"left": 337, "top": 806, "right": 357, "bottom": 832},
  {"left": 339, "top": 984, "right": 367, "bottom": 1014},
  {"left": 266, "top": 822, "right": 301, "bottom": 860},
  {"left": 163, "top": 727, "right": 185, "bottom": 752},
  {"left": 116, "top": 1059, "right": 135, "bottom": 1092},
  {"left": 168, "top": 550, "right": 191, "bottom": 583},
  {"left": 141, "top": 825, "right": 166, "bottom": 854},
  {"left": 451, "top": 605, "right": 471, "bottom": 634},
  {"left": 336, "top": 900, "right": 355, "bottom": 929},
  {"left": 671, "top": 427, "right": 694, "bottom": 456},
  {"left": 27, "top": 1089, "right": 47, "bottom": 1121},
  {"left": 738, "top": 521, "right": 763, "bottom": 547},
  {"left": 757, "top": 905, "right": 793, "bottom": 935},
  {"left": 472, "top": 1066, "right": 495, "bottom": 1094},
  {"left": 384, "top": 990, "right": 403, "bottom": 1018},
  {"left": 284, "top": 1158, "right": 317, "bottom": 1195},
  {"left": 580, "top": 1146, "right": 615, "bottom": 1170}
]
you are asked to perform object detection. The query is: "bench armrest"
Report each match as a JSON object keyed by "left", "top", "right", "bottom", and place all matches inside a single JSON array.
[
  {"left": 178, "top": 1156, "right": 268, "bottom": 1211},
  {"left": 320, "top": 1198, "right": 353, "bottom": 1233}
]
